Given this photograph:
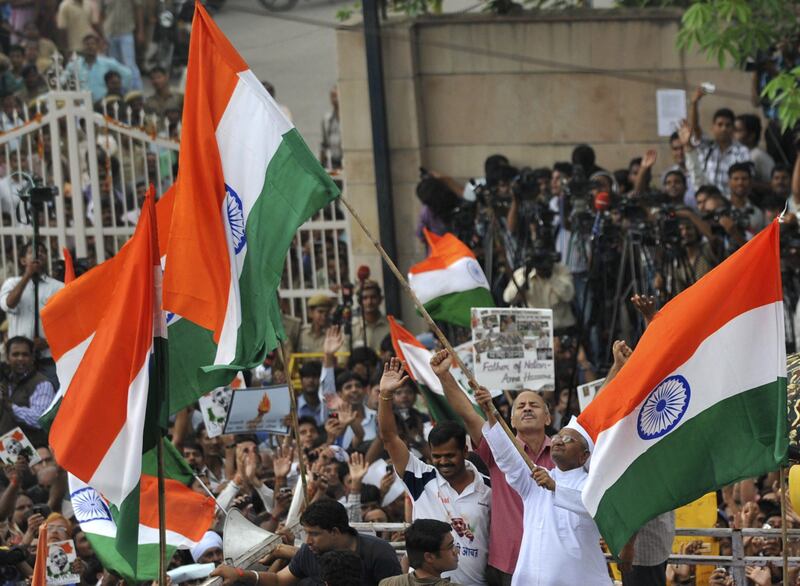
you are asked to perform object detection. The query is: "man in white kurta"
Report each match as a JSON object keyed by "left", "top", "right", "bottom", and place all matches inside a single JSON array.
[{"left": 483, "top": 418, "right": 611, "bottom": 586}]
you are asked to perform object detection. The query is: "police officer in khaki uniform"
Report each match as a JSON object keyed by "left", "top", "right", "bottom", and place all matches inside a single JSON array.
[
  {"left": 296, "top": 294, "right": 333, "bottom": 353},
  {"left": 351, "top": 280, "right": 391, "bottom": 354}
]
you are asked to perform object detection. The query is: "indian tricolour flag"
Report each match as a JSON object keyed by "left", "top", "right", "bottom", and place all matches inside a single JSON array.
[
  {"left": 388, "top": 316, "right": 484, "bottom": 423},
  {"left": 69, "top": 440, "right": 215, "bottom": 583},
  {"left": 576, "top": 221, "right": 787, "bottom": 555},
  {"left": 162, "top": 4, "right": 339, "bottom": 407},
  {"left": 408, "top": 229, "right": 494, "bottom": 328},
  {"left": 43, "top": 193, "right": 168, "bottom": 568}
]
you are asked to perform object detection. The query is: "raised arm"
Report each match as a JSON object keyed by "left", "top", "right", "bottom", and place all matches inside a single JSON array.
[
  {"left": 430, "top": 349, "right": 485, "bottom": 445},
  {"left": 377, "top": 358, "right": 410, "bottom": 475},
  {"left": 632, "top": 149, "right": 657, "bottom": 197},
  {"left": 475, "top": 388, "right": 534, "bottom": 499},
  {"left": 688, "top": 86, "right": 704, "bottom": 142}
]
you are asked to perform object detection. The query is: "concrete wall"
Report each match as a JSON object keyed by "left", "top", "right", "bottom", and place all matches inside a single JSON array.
[{"left": 336, "top": 8, "right": 754, "bottom": 328}]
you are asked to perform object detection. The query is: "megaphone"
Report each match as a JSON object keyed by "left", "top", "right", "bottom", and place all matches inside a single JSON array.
[
  {"left": 222, "top": 508, "right": 284, "bottom": 567},
  {"left": 198, "top": 477, "right": 305, "bottom": 586}
]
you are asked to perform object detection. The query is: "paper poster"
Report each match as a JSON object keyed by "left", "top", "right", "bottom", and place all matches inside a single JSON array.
[
  {"left": 471, "top": 308, "right": 554, "bottom": 391},
  {"left": 0, "top": 427, "right": 41, "bottom": 466},
  {"left": 223, "top": 386, "right": 291, "bottom": 435},
  {"left": 46, "top": 540, "right": 79, "bottom": 585},
  {"left": 450, "top": 341, "right": 502, "bottom": 399},
  {"left": 577, "top": 378, "right": 605, "bottom": 412},
  {"left": 198, "top": 387, "right": 233, "bottom": 438},
  {"left": 656, "top": 89, "right": 687, "bottom": 137}
]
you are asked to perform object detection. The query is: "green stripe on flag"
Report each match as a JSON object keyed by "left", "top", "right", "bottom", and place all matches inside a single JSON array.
[
  {"left": 164, "top": 131, "right": 338, "bottom": 410},
  {"left": 110, "top": 482, "right": 141, "bottom": 574},
  {"left": 422, "top": 287, "right": 495, "bottom": 328},
  {"left": 595, "top": 378, "right": 788, "bottom": 554},
  {"left": 83, "top": 537, "right": 175, "bottom": 583}
]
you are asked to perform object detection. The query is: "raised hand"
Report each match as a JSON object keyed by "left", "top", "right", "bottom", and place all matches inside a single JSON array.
[
  {"left": 348, "top": 452, "right": 369, "bottom": 484},
  {"left": 630, "top": 294, "right": 657, "bottom": 324},
  {"left": 429, "top": 349, "right": 453, "bottom": 377},
  {"left": 273, "top": 446, "right": 293, "bottom": 479},
  {"left": 611, "top": 340, "right": 633, "bottom": 371},
  {"left": 324, "top": 415, "right": 346, "bottom": 439},
  {"left": 642, "top": 149, "right": 657, "bottom": 169},
  {"left": 472, "top": 385, "right": 493, "bottom": 412},
  {"left": 323, "top": 325, "right": 344, "bottom": 356},
  {"left": 677, "top": 119, "right": 692, "bottom": 148},
  {"left": 379, "top": 357, "right": 409, "bottom": 396}
]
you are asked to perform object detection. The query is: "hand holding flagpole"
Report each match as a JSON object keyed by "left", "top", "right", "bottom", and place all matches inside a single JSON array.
[{"left": 340, "top": 195, "right": 536, "bottom": 471}]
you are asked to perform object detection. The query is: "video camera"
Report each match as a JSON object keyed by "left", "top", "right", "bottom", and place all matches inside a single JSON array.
[{"left": 525, "top": 242, "right": 560, "bottom": 279}]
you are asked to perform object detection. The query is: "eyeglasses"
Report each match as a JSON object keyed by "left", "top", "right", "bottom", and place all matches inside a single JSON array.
[{"left": 552, "top": 434, "right": 579, "bottom": 445}]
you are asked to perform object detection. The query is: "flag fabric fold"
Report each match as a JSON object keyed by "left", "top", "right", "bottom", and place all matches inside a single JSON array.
[
  {"left": 162, "top": 3, "right": 340, "bottom": 406},
  {"left": 388, "top": 316, "right": 481, "bottom": 424},
  {"left": 43, "top": 191, "right": 163, "bottom": 569},
  {"left": 69, "top": 440, "right": 215, "bottom": 583},
  {"left": 408, "top": 229, "right": 494, "bottom": 328},
  {"left": 577, "top": 221, "right": 787, "bottom": 555}
]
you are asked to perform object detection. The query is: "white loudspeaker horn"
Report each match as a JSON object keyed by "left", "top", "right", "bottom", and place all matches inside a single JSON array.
[
  {"left": 222, "top": 508, "right": 284, "bottom": 567},
  {"left": 197, "top": 508, "right": 286, "bottom": 586}
]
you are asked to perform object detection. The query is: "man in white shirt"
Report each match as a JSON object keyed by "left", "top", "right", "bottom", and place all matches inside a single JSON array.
[
  {"left": 379, "top": 358, "right": 490, "bottom": 586},
  {"left": 474, "top": 386, "right": 610, "bottom": 586},
  {"left": 0, "top": 242, "right": 64, "bottom": 384}
]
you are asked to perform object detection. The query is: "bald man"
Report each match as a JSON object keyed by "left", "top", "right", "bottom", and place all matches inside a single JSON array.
[{"left": 431, "top": 350, "right": 554, "bottom": 586}]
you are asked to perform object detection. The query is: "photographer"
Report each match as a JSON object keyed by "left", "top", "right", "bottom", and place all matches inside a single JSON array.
[
  {"left": 685, "top": 87, "right": 751, "bottom": 196},
  {"left": 696, "top": 185, "right": 748, "bottom": 255},
  {"left": 727, "top": 162, "right": 766, "bottom": 237},
  {"left": 502, "top": 242, "right": 576, "bottom": 331}
]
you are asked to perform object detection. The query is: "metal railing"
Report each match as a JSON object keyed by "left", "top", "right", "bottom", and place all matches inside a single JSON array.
[{"left": 0, "top": 56, "right": 353, "bottom": 319}]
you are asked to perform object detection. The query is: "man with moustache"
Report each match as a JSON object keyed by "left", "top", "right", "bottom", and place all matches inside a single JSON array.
[
  {"left": 474, "top": 386, "right": 610, "bottom": 586},
  {"left": 430, "top": 349, "right": 553, "bottom": 586}
]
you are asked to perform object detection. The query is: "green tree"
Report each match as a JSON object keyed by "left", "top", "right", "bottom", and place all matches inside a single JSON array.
[{"left": 676, "top": 0, "right": 800, "bottom": 131}]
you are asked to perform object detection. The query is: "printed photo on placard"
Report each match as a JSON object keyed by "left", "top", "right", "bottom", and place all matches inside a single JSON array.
[
  {"left": 47, "top": 540, "right": 79, "bottom": 585},
  {"left": 577, "top": 378, "right": 606, "bottom": 413},
  {"left": 223, "top": 386, "right": 291, "bottom": 435},
  {"left": 0, "top": 428, "right": 40, "bottom": 466},
  {"left": 198, "top": 387, "right": 233, "bottom": 438},
  {"left": 471, "top": 308, "right": 555, "bottom": 391}
]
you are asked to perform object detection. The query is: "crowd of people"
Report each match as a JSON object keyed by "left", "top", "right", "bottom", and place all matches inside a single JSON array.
[{"left": 0, "top": 5, "right": 795, "bottom": 585}]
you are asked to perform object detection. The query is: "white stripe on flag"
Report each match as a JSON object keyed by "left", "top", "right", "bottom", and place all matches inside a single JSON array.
[
  {"left": 88, "top": 351, "right": 152, "bottom": 506},
  {"left": 398, "top": 341, "right": 444, "bottom": 394},
  {"left": 409, "top": 256, "right": 490, "bottom": 305},
  {"left": 212, "top": 70, "right": 293, "bottom": 365},
  {"left": 52, "top": 334, "right": 94, "bottom": 406},
  {"left": 583, "top": 302, "right": 784, "bottom": 516}
]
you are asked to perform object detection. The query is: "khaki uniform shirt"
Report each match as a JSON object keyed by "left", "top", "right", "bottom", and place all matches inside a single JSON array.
[
  {"left": 281, "top": 314, "right": 302, "bottom": 355},
  {"left": 144, "top": 91, "right": 184, "bottom": 117},
  {"left": 297, "top": 324, "right": 326, "bottom": 354},
  {"left": 351, "top": 313, "right": 390, "bottom": 354}
]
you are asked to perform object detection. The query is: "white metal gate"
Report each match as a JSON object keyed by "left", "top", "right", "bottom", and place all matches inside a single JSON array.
[{"left": 0, "top": 69, "right": 353, "bottom": 319}]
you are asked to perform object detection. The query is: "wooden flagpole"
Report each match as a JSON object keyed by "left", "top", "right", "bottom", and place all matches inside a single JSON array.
[
  {"left": 781, "top": 466, "right": 789, "bottom": 583},
  {"left": 276, "top": 343, "right": 310, "bottom": 508},
  {"left": 339, "top": 195, "right": 538, "bottom": 471},
  {"left": 156, "top": 439, "right": 167, "bottom": 586}
]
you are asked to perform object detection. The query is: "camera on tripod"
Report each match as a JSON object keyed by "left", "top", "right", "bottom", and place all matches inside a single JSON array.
[
  {"left": 330, "top": 283, "right": 354, "bottom": 328},
  {"left": 524, "top": 242, "right": 560, "bottom": 279}
]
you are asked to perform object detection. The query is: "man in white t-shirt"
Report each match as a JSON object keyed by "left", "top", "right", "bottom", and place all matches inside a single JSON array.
[{"left": 378, "top": 358, "right": 490, "bottom": 586}]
